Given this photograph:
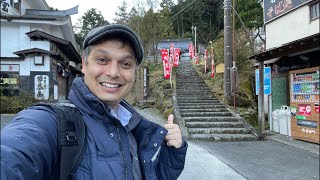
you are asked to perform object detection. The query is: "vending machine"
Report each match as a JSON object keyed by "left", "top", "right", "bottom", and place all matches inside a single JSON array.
[{"left": 289, "top": 67, "right": 320, "bottom": 144}]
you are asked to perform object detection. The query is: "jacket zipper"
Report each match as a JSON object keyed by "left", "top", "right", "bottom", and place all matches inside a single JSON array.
[{"left": 117, "top": 127, "right": 128, "bottom": 180}]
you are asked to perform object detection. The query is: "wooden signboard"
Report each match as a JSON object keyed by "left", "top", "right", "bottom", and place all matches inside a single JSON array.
[{"left": 289, "top": 66, "right": 320, "bottom": 144}]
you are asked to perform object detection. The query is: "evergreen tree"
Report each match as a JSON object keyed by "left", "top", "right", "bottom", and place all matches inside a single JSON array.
[
  {"left": 127, "top": 7, "right": 142, "bottom": 34},
  {"left": 236, "top": 0, "right": 265, "bottom": 44},
  {"left": 74, "top": 8, "right": 107, "bottom": 49},
  {"left": 140, "top": 8, "right": 173, "bottom": 61},
  {"left": 114, "top": 1, "right": 129, "bottom": 25},
  {"left": 171, "top": 0, "right": 223, "bottom": 44},
  {"left": 160, "top": 0, "right": 175, "bottom": 10}
]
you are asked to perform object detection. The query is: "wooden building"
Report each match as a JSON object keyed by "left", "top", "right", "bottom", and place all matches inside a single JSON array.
[{"left": 0, "top": 0, "right": 82, "bottom": 100}]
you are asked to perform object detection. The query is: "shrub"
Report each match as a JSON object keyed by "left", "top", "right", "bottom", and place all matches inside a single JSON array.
[{"left": 0, "top": 91, "right": 38, "bottom": 114}]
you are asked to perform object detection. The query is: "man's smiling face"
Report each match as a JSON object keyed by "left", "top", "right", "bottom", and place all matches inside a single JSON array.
[{"left": 81, "top": 39, "right": 137, "bottom": 110}]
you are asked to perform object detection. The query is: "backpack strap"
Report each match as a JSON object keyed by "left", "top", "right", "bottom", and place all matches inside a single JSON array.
[{"left": 33, "top": 101, "right": 87, "bottom": 180}]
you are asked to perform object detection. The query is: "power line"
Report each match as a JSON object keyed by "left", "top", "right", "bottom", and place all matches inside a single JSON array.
[
  {"left": 232, "top": 5, "right": 251, "bottom": 38},
  {"left": 169, "top": 0, "right": 198, "bottom": 21}
]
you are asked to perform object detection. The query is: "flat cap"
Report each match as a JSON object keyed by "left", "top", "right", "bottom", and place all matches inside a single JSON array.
[{"left": 83, "top": 24, "right": 144, "bottom": 65}]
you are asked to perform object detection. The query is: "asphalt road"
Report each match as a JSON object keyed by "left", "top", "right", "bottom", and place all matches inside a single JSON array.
[{"left": 193, "top": 139, "right": 319, "bottom": 180}]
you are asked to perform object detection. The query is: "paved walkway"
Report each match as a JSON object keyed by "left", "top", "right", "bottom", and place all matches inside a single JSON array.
[
  {"left": 178, "top": 141, "right": 246, "bottom": 180},
  {"left": 135, "top": 107, "right": 246, "bottom": 179}
]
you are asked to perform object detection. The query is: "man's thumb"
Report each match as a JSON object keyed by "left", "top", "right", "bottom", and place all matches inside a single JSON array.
[{"left": 167, "top": 114, "right": 174, "bottom": 124}]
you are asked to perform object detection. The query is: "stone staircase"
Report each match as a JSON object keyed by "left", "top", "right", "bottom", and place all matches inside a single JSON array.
[{"left": 175, "top": 61, "right": 257, "bottom": 141}]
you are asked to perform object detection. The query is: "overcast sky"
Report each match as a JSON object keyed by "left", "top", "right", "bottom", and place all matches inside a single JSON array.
[{"left": 45, "top": 0, "right": 128, "bottom": 24}]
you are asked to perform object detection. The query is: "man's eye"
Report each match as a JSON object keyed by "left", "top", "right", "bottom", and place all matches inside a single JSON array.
[
  {"left": 121, "top": 62, "right": 133, "bottom": 69},
  {"left": 96, "top": 58, "right": 108, "bottom": 64}
]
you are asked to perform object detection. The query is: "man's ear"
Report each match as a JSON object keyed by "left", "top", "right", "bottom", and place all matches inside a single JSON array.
[{"left": 81, "top": 55, "right": 86, "bottom": 74}]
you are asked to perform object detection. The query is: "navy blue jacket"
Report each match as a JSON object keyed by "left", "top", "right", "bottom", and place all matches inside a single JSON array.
[{"left": 1, "top": 77, "right": 187, "bottom": 180}]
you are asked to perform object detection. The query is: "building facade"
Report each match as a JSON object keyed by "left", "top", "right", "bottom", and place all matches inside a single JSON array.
[
  {"left": 0, "top": 0, "right": 82, "bottom": 100},
  {"left": 251, "top": 0, "right": 319, "bottom": 142}
]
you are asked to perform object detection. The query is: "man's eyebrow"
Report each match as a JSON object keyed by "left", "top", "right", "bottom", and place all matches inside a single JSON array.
[{"left": 121, "top": 55, "right": 135, "bottom": 60}]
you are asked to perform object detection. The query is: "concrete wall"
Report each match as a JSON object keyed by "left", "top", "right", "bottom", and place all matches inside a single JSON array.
[
  {"left": 266, "top": 4, "right": 320, "bottom": 49},
  {"left": 1, "top": 23, "right": 21, "bottom": 57}
]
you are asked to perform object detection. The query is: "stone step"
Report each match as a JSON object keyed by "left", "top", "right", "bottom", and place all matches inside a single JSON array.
[
  {"left": 177, "top": 96, "right": 216, "bottom": 99},
  {"left": 187, "top": 128, "right": 251, "bottom": 134},
  {"left": 180, "top": 112, "right": 232, "bottom": 117},
  {"left": 185, "top": 122, "right": 244, "bottom": 128},
  {"left": 176, "top": 96, "right": 216, "bottom": 100},
  {"left": 176, "top": 95, "right": 212, "bottom": 97},
  {"left": 177, "top": 99, "right": 222, "bottom": 103},
  {"left": 176, "top": 90, "right": 211, "bottom": 92},
  {"left": 183, "top": 116, "right": 238, "bottom": 122},
  {"left": 178, "top": 101, "right": 222, "bottom": 105},
  {"left": 177, "top": 97, "right": 217, "bottom": 101},
  {"left": 177, "top": 99, "right": 221, "bottom": 102},
  {"left": 178, "top": 102, "right": 225, "bottom": 106},
  {"left": 178, "top": 104, "right": 226, "bottom": 109},
  {"left": 179, "top": 108, "right": 228, "bottom": 113},
  {"left": 176, "top": 95, "right": 216, "bottom": 99},
  {"left": 176, "top": 61, "right": 256, "bottom": 142},
  {"left": 176, "top": 90, "right": 212, "bottom": 93},
  {"left": 177, "top": 93, "right": 212, "bottom": 96},
  {"left": 188, "top": 134, "right": 257, "bottom": 141},
  {"left": 177, "top": 88, "right": 208, "bottom": 90},
  {"left": 176, "top": 88, "right": 210, "bottom": 91}
]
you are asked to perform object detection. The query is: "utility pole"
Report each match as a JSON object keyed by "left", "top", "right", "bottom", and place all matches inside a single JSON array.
[
  {"left": 232, "top": 0, "right": 237, "bottom": 111},
  {"left": 224, "top": 0, "right": 232, "bottom": 98},
  {"left": 232, "top": 0, "right": 236, "bottom": 63}
]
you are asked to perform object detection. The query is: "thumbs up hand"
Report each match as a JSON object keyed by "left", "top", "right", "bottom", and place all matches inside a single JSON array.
[{"left": 164, "top": 114, "right": 183, "bottom": 149}]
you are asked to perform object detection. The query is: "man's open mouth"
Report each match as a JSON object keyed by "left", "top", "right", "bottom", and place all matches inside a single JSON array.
[{"left": 100, "top": 82, "right": 122, "bottom": 88}]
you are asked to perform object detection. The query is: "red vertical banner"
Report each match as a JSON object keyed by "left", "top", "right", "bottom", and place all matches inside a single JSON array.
[
  {"left": 188, "top": 43, "right": 194, "bottom": 58},
  {"left": 211, "top": 48, "right": 215, "bottom": 78},
  {"left": 161, "top": 49, "right": 170, "bottom": 79},
  {"left": 173, "top": 48, "right": 180, "bottom": 67},
  {"left": 161, "top": 49, "right": 166, "bottom": 61}
]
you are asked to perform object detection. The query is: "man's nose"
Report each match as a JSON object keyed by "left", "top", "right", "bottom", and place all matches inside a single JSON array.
[{"left": 107, "top": 62, "right": 121, "bottom": 78}]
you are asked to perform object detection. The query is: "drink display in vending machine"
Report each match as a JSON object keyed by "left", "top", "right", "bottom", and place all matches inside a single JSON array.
[{"left": 289, "top": 67, "right": 320, "bottom": 144}]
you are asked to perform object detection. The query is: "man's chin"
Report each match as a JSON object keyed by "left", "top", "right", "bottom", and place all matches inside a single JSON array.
[{"left": 99, "top": 97, "right": 121, "bottom": 107}]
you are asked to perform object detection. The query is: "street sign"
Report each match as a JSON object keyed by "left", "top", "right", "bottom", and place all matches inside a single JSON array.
[{"left": 255, "top": 66, "right": 271, "bottom": 95}]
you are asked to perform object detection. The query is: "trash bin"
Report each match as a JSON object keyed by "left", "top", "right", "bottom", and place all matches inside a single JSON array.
[
  {"left": 272, "top": 109, "right": 280, "bottom": 133},
  {"left": 279, "top": 106, "right": 291, "bottom": 136}
]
